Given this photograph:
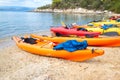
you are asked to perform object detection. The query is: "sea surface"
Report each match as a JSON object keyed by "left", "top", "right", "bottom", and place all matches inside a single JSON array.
[{"left": 0, "top": 11, "right": 108, "bottom": 39}]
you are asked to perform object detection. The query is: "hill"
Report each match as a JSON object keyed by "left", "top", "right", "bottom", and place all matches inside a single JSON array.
[{"left": 37, "top": 0, "right": 120, "bottom": 13}]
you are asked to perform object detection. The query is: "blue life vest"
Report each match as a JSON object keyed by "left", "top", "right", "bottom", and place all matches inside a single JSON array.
[{"left": 53, "top": 40, "right": 88, "bottom": 52}]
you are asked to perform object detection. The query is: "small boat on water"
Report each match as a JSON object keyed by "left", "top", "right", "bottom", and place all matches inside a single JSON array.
[{"left": 12, "top": 36, "right": 104, "bottom": 61}]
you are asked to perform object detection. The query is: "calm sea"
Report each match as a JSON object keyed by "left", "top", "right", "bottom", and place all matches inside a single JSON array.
[{"left": 0, "top": 11, "right": 106, "bottom": 39}]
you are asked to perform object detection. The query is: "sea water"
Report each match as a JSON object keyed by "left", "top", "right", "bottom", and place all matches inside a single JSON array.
[{"left": 0, "top": 11, "right": 106, "bottom": 39}]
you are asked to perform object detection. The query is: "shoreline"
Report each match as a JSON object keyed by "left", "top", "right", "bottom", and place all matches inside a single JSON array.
[
  {"left": 34, "top": 8, "right": 117, "bottom": 15},
  {"left": 0, "top": 31, "right": 51, "bottom": 50}
]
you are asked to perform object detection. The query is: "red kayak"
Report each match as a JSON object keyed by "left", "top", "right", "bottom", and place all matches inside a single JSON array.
[
  {"left": 109, "top": 16, "right": 120, "bottom": 20},
  {"left": 51, "top": 27, "right": 101, "bottom": 38}
]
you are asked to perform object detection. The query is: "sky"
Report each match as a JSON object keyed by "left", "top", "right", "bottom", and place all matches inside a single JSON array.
[{"left": 0, "top": 0, "right": 52, "bottom": 7}]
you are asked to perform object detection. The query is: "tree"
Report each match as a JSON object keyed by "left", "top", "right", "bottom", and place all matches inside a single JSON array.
[{"left": 52, "top": 0, "right": 62, "bottom": 9}]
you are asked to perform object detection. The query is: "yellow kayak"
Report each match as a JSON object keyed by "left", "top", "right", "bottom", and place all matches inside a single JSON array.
[
  {"left": 86, "top": 27, "right": 120, "bottom": 35},
  {"left": 88, "top": 20, "right": 120, "bottom": 27},
  {"left": 12, "top": 36, "right": 104, "bottom": 62}
]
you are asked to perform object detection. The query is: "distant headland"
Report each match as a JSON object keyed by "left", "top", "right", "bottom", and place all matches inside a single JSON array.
[{"left": 0, "top": 6, "right": 34, "bottom": 12}]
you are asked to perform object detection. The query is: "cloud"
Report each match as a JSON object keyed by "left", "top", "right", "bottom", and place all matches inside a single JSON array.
[
  {"left": 0, "top": 0, "right": 52, "bottom": 7},
  {"left": 34, "top": 0, "right": 41, "bottom": 2},
  {"left": 33, "top": 0, "right": 51, "bottom": 3}
]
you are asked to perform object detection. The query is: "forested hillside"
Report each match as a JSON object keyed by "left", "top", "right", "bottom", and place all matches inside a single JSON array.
[{"left": 38, "top": 0, "right": 120, "bottom": 13}]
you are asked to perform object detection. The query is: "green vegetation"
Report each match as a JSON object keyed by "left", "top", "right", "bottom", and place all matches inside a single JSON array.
[
  {"left": 37, "top": 4, "right": 51, "bottom": 9},
  {"left": 38, "top": 0, "right": 120, "bottom": 13}
]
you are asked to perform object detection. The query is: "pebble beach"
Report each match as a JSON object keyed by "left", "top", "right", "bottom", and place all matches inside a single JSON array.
[{"left": 0, "top": 31, "right": 120, "bottom": 80}]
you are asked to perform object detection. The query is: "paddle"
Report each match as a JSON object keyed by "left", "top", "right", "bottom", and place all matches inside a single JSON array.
[
  {"left": 61, "top": 21, "right": 75, "bottom": 29},
  {"left": 61, "top": 21, "right": 67, "bottom": 27}
]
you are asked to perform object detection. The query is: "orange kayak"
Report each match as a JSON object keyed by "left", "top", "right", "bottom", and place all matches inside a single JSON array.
[
  {"left": 12, "top": 36, "right": 104, "bottom": 62},
  {"left": 31, "top": 34, "right": 120, "bottom": 47}
]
